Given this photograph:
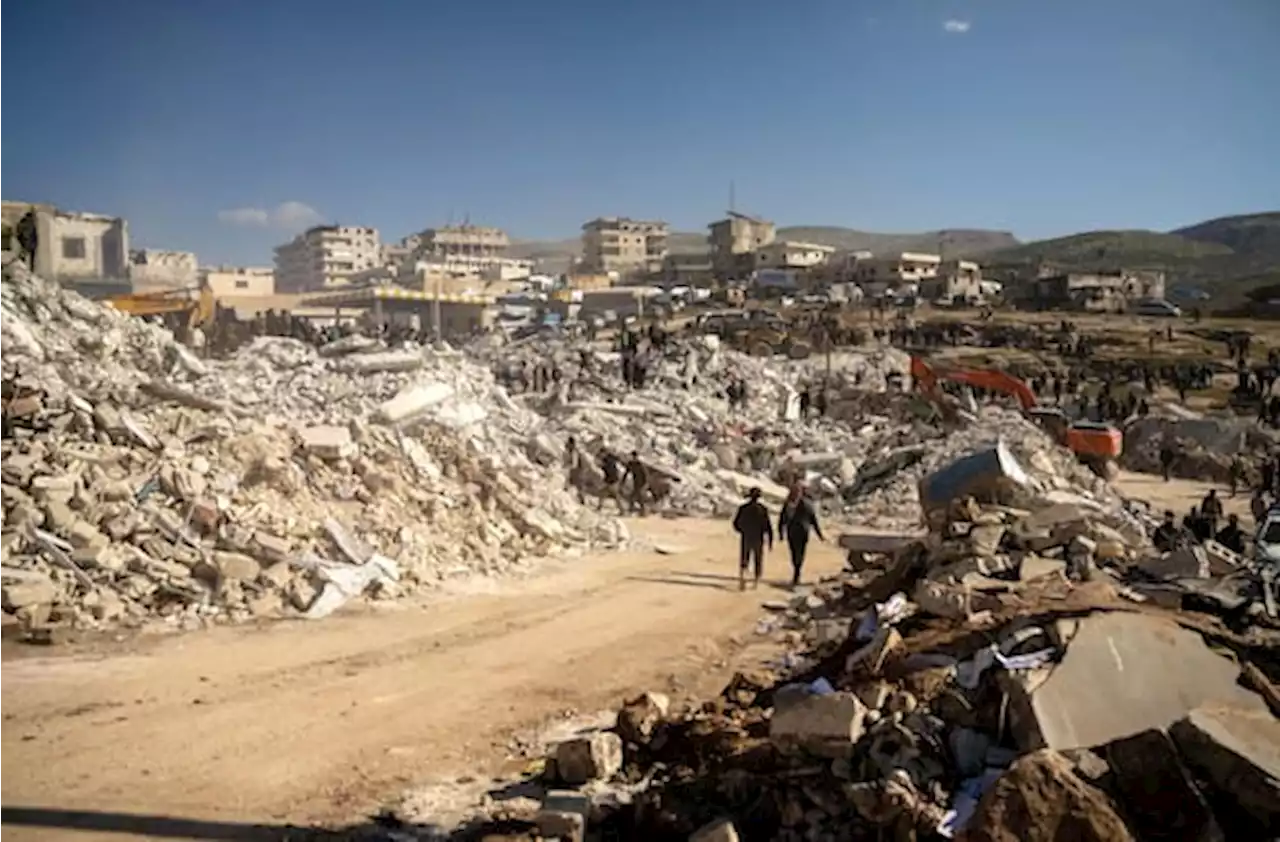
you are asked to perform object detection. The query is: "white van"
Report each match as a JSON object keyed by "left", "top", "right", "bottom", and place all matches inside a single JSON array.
[{"left": 1131, "top": 299, "right": 1183, "bottom": 318}]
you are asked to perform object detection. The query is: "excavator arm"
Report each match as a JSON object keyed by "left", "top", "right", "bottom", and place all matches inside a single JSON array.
[{"left": 910, "top": 356, "right": 1036, "bottom": 410}]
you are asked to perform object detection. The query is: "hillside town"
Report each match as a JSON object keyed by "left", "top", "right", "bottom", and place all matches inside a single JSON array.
[
  {"left": 4, "top": 186, "right": 1280, "bottom": 842},
  {"left": 1, "top": 200, "right": 1183, "bottom": 355}
]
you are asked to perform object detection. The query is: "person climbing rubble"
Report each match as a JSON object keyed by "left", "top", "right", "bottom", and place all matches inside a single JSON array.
[
  {"left": 622, "top": 450, "right": 650, "bottom": 515},
  {"left": 779, "top": 481, "right": 824, "bottom": 588},
  {"left": 732, "top": 487, "right": 773, "bottom": 591}
]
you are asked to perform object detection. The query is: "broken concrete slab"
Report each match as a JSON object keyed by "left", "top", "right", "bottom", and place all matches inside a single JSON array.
[
  {"left": 1006, "top": 612, "right": 1268, "bottom": 752},
  {"left": 1169, "top": 704, "right": 1280, "bottom": 830},
  {"left": 375, "top": 381, "right": 453, "bottom": 425},
  {"left": 1139, "top": 546, "right": 1210, "bottom": 581},
  {"left": 837, "top": 529, "right": 926, "bottom": 554},
  {"left": 1102, "top": 728, "right": 1221, "bottom": 842}
]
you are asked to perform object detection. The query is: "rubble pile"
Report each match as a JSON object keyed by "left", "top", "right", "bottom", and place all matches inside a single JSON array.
[
  {"left": 1122, "top": 411, "right": 1278, "bottom": 484},
  {"left": 1, "top": 263, "right": 627, "bottom": 635},
  {"left": 477, "top": 335, "right": 1122, "bottom": 531},
  {"left": 449, "top": 443, "right": 1279, "bottom": 842}
]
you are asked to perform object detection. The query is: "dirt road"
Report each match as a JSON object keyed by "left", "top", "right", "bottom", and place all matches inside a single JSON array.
[{"left": 2, "top": 518, "right": 845, "bottom": 840}]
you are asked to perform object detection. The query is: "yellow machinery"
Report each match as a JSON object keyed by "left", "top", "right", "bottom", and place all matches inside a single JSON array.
[{"left": 107, "top": 286, "right": 216, "bottom": 330}]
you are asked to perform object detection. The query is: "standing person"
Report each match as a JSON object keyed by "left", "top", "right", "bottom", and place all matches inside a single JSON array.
[
  {"left": 1159, "top": 442, "right": 1176, "bottom": 482},
  {"left": 15, "top": 209, "right": 38, "bottom": 268},
  {"left": 1253, "top": 488, "right": 1271, "bottom": 526},
  {"left": 778, "top": 482, "right": 824, "bottom": 588},
  {"left": 597, "top": 448, "right": 624, "bottom": 512},
  {"left": 563, "top": 436, "right": 583, "bottom": 496},
  {"left": 732, "top": 488, "right": 773, "bottom": 591},
  {"left": 1201, "top": 489, "right": 1224, "bottom": 537},
  {"left": 622, "top": 451, "right": 650, "bottom": 516},
  {"left": 1229, "top": 456, "right": 1245, "bottom": 497}
]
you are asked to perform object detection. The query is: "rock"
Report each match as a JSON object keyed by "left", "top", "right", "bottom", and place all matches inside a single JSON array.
[
  {"left": 30, "top": 474, "right": 76, "bottom": 503},
  {"left": 537, "top": 790, "right": 590, "bottom": 842},
  {"left": 969, "top": 524, "right": 1006, "bottom": 556},
  {"left": 552, "top": 732, "right": 623, "bottom": 785},
  {"left": 1170, "top": 704, "right": 1280, "bottom": 830},
  {"left": 214, "top": 552, "right": 261, "bottom": 582},
  {"left": 617, "top": 691, "right": 670, "bottom": 745},
  {"left": 770, "top": 688, "right": 867, "bottom": 758},
  {"left": 960, "top": 750, "right": 1134, "bottom": 842},
  {"left": 689, "top": 818, "right": 740, "bottom": 842},
  {"left": 65, "top": 520, "right": 108, "bottom": 549},
  {"left": 252, "top": 531, "right": 292, "bottom": 563}
]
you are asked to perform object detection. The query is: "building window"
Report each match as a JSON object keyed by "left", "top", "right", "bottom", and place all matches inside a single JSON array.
[
  {"left": 234, "top": 279, "right": 249, "bottom": 289},
  {"left": 62, "top": 237, "right": 87, "bottom": 260}
]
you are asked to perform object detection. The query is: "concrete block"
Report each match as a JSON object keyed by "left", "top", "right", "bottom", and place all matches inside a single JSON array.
[
  {"left": 1201, "top": 540, "right": 1243, "bottom": 576},
  {"left": 66, "top": 520, "right": 108, "bottom": 550},
  {"left": 30, "top": 474, "right": 76, "bottom": 503},
  {"left": 553, "top": 731, "right": 622, "bottom": 784},
  {"left": 2, "top": 578, "right": 57, "bottom": 611},
  {"left": 770, "top": 689, "right": 867, "bottom": 757},
  {"left": 375, "top": 381, "right": 453, "bottom": 425},
  {"left": 299, "top": 425, "right": 355, "bottom": 460},
  {"left": 214, "top": 551, "right": 260, "bottom": 582}
]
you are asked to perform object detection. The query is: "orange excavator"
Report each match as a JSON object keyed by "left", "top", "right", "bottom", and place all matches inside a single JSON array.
[{"left": 911, "top": 356, "right": 1123, "bottom": 478}]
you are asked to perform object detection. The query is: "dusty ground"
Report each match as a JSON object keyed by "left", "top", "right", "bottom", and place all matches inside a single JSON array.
[
  {"left": 1113, "top": 469, "right": 1256, "bottom": 527},
  {"left": 1, "top": 517, "right": 845, "bottom": 841}
]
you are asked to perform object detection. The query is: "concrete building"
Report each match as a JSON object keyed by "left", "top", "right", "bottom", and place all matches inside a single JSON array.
[
  {"left": 203, "top": 266, "right": 275, "bottom": 298},
  {"left": 1029, "top": 269, "right": 1167, "bottom": 313},
  {"left": 708, "top": 212, "right": 776, "bottom": 280},
  {"left": 662, "top": 253, "right": 715, "bottom": 288},
  {"left": 920, "top": 259, "right": 983, "bottom": 303},
  {"left": 129, "top": 249, "right": 199, "bottom": 292},
  {"left": 1, "top": 201, "right": 131, "bottom": 282},
  {"left": 755, "top": 240, "right": 835, "bottom": 270},
  {"left": 411, "top": 224, "right": 509, "bottom": 259},
  {"left": 580, "top": 217, "right": 669, "bottom": 275},
  {"left": 274, "top": 225, "right": 381, "bottom": 293}
]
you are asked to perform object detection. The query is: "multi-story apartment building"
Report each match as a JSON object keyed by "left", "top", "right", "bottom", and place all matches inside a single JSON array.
[
  {"left": 854, "top": 251, "right": 943, "bottom": 296},
  {"left": 708, "top": 211, "right": 776, "bottom": 280},
  {"left": 580, "top": 217, "right": 668, "bottom": 275},
  {"left": 273, "top": 225, "right": 381, "bottom": 293},
  {"left": 412, "top": 224, "right": 509, "bottom": 259}
]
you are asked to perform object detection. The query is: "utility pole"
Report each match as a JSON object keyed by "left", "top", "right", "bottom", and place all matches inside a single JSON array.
[{"left": 729, "top": 180, "right": 736, "bottom": 214}]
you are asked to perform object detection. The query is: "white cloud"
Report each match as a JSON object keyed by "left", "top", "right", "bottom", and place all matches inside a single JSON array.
[
  {"left": 217, "top": 207, "right": 270, "bottom": 226},
  {"left": 943, "top": 19, "right": 972, "bottom": 34},
  {"left": 272, "top": 200, "right": 324, "bottom": 228},
  {"left": 217, "top": 201, "right": 324, "bottom": 230}
]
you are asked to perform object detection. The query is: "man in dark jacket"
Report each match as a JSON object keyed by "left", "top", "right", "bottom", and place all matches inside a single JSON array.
[
  {"left": 1153, "top": 510, "right": 1181, "bottom": 552},
  {"left": 1201, "top": 489, "right": 1224, "bottom": 537},
  {"left": 622, "top": 451, "right": 650, "bottom": 516},
  {"left": 732, "top": 488, "right": 773, "bottom": 591},
  {"left": 1214, "top": 514, "right": 1246, "bottom": 554},
  {"left": 779, "top": 482, "right": 824, "bottom": 587}
]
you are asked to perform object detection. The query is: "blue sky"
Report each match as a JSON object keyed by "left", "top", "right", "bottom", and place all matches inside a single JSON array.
[{"left": 3, "top": 0, "right": 1277, "bottom": 265}]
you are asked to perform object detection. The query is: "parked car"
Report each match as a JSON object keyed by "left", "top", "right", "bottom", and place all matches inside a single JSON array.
[
  {"left": 1131, "top": 299, "right": 1183, "bottom": 318},
  {"left": 1255, "top": 506, "right": 1280, "bottom": 565}
]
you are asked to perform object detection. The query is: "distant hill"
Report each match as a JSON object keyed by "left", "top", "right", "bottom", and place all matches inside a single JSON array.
[
  {"left": 508, "top": 226, "right": 1017, "bottom": 272},
  {"left": 776, "top": 227, "right": 1017, "bottom": 256},
  {"left": 981, "top": 212, "right": 1280, "bottom": 309}
]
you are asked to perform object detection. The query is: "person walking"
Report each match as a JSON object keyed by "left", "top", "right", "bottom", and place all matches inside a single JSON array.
[
  {"left": 732, "top": 488, "right": 773, "bottom": 591},
  {"left": 778, "top": 482, "right": 824, "bottom": 588},
  {"left": 1159, "top": 442, "right": 1176, "bottom": 482},
  {"left": 622, "top": 451, "right": 650, "bottom": 516}
]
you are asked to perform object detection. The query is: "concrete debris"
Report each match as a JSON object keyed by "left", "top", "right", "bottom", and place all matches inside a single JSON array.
[
  {"left": 0, "top": 262, "right": 629, "bottom": 635},
  {"left": 550, "top": 732, "right": 623, "bottom": 786},
  {"left": 457, "top": 453, "right": 1278, "bottom": 842}
]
